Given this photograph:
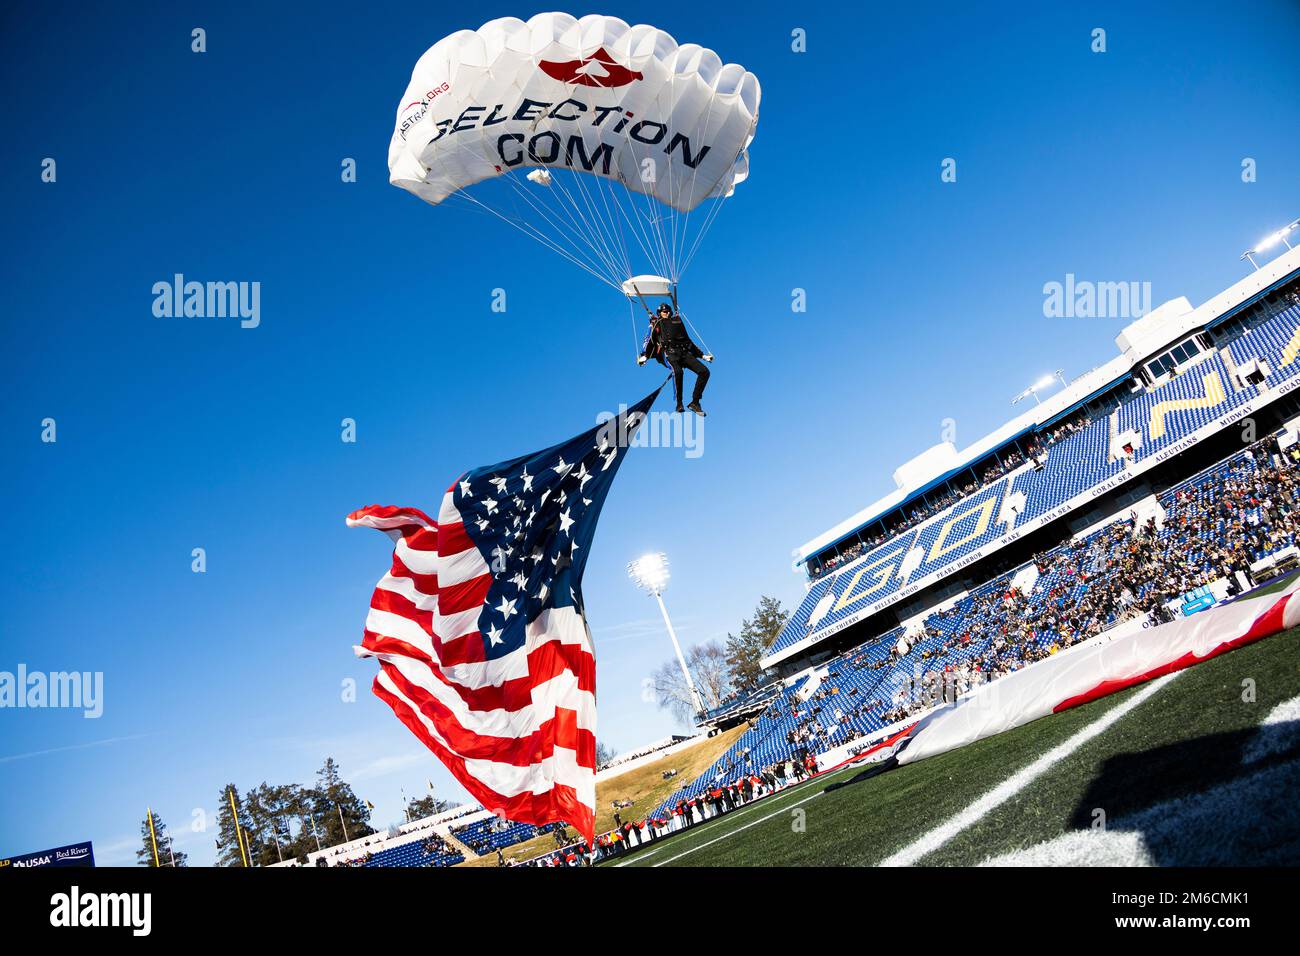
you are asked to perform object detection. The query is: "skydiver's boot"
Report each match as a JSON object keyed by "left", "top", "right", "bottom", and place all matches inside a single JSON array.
[
  {"left": 687, "top": 402, "right": 706, "bottom": 417},
  {"left": 675, "top": 403, "right": 685, "bottom": 413}
]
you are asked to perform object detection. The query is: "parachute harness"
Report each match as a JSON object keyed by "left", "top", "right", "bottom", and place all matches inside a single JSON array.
[{"left": 630, "top": 284, "right": 712, "bottom": 360}]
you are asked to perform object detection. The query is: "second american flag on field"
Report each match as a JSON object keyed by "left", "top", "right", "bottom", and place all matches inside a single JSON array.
[{"left": 348, "top": 385, "right": 663, "bottom": 846}]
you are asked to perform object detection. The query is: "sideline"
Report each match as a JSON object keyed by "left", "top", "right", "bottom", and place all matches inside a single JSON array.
[{"left": 879, "top": 672, "right": 1180, "bottom": 866}]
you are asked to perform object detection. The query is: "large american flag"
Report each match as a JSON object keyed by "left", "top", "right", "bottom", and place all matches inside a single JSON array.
[{"left": 348, "top": 387, "right": 661, "bottom": 845}]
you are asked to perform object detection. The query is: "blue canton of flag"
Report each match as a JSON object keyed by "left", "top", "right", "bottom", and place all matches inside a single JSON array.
[{"left": 454, "top": 385, "right": 662, "bottom": 660}]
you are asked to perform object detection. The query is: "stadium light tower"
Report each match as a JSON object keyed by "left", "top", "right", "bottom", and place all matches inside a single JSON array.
[
  {"left": 627, "top": 552, "right": 705, "bottom": 717},
  {"left": 1241, "top": 218, "right": 1299, "bottom": 270},
  {"left": 1011, "top": 369, "right": 1067, "bottom": 406}
]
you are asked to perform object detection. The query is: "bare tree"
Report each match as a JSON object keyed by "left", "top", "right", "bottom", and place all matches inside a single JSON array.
[
  {"left": 594, "top": 741, "right": 617, "bottom": 769},
  {"left": 651, "top": 640, "right": 734, "bottom": 724}
]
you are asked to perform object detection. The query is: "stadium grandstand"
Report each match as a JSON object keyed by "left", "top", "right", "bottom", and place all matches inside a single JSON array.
[
  {"left": 280, "top": 241, "right": 1300, "bottom": 869},
  {"left": 626, "top": 242, "right": 1300, "bottom": 841}
]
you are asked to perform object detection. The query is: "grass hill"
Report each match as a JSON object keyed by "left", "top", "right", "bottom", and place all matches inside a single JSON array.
[{"left": 457, "top": 723, "right": 749, "bottom": 866}]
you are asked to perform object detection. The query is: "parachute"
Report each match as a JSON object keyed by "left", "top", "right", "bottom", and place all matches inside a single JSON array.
[{"left": 388, "top": 12, "right": 761, "bottom": 295}]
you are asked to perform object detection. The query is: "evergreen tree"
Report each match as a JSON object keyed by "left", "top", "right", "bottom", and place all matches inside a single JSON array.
[
  {"left": 286, "top": 784, "right": 325, "bottom": 858},
  {"left": 313, "top": 757, "right": 374, "bottom": 846},
  {"left": 136, "top": 809, "right": 188, "bottom": 867},
  {"left": 724, "top": 595, "right": 789, "bottom": 691},
  {"left": 214, "top": 784, "right": 251, "bottom": 867},
  {"left": 244, "top": 782, "right": 299, "bottom": 866},
  {"left": 407, "top": 794, "right": 450, "bottom": 820}
]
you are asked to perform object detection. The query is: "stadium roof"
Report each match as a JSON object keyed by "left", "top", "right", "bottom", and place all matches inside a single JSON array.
[{"left": 794, "top": 244, "right": 1300, "bottom": 567}]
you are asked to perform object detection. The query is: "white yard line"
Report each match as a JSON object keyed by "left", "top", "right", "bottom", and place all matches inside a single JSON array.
[
  {"left": 612, "top": 774, "right": 832, "bottom": 867},
  {"left": 879, "top": 672, "right": 1180, "bottom": 867},
  {"left": 1241, "top": 691, "right": 1300, "bottom": 765},
  {"left": 613, "top": 848, "right": 656, "bottom": 866},
  {"left": 651, "top": 790, "right": 826, "bottom": 867}
]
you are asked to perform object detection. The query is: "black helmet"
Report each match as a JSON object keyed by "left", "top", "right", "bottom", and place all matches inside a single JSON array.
[{"left": 657, "top": 303, "right": 672, "bottom": 315}]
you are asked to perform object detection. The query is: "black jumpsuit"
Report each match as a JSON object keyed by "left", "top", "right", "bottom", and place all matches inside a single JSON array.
[{"left": 643, "top": 312, "right": 709, "bottom": 407}]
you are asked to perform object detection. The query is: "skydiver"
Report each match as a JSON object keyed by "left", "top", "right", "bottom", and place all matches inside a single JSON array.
[{"left": 638, "top": 300, "right": 713, "bottom": 416}]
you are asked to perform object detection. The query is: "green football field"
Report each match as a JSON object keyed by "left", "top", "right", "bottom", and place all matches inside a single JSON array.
[{"left": 607, "top": 626, "right": 1300, "bottom": 867}]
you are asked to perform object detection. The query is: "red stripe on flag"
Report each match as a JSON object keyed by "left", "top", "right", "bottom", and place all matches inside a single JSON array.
[
  {"left": 437, "top": 520, "right": 477, "bottom": 557},
  {"left": 372, "top": 678, "right": 595, "bottom": 845},
  {"left": 386, "top": 555, "right": 437, "bottom": 596},
  {"left": 369, "top": 636, "right": 595, "bottom": 712},
  {"left": 435, "top": 630, "right": 487, "bottom": 665},
  {"left": 379, "top": 660, "right": 596, "bottom": 767},
  {"left": 438, "top": 571, "right": 493, "bottom": 616},
  {"left": 369, "top": 588, "right": 433, "bottom": 633}
]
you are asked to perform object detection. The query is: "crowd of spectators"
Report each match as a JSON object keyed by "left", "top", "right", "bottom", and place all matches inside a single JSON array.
[
  {"left": 327, "top": 438, "right": 1300, "bottom": 871},
  {"left": 627, "top": 436, "right": 1300, "bottom": 841},
  {"left": 863, "top": 437, "right": 1295, "bottom": 722},
  {"left": 322, "top": 435, "right": 1300, "bottom": 870},
  {"left": 809, "top": 410, "right": 1095, "bottom": 579},
  {"left": 517, "top": 764, "right": 807, "bottom": 866}
]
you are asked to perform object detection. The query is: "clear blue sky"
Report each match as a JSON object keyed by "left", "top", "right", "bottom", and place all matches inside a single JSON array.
[{"left": 2, "top": 1, "right": 1297, "bottom": 865}]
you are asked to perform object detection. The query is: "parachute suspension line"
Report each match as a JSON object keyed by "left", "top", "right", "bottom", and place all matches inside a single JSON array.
[
  {"left": 509, "top": 170, "right": 625, "bottom": 285},
  {"left": 552, "top": 84, "right": 644, "bottom": 286},
  {"left": 679, "top": 187, "right": 733, "bottom": 277},
  {"left": 454, "top": 188, "right": 622, "bottom": 293},
  {"left": 678, "top": 132, "right": 751, "bottom": 278},
  {"left": 685, "top": 134, "right": 754, "bottom": 273},
  {"left": 606, "top": 172, "right": 667, "bottom": 281},
  {"left": 626, "top": 296, "right": 643, "bottom": 360},
  {"left": 648, "top": 189, "right": 675, "bottom": 282},
  {"left": 671, "top": 84, "right": 736, "bottom": 283},
  {"left": 548, "top": 166, "right": 630, "bottom": 285},
  {"left": 606, "top": 117, "right": 675, "bottom": 282},
  {"left": 494, "top": 176, "right": 623, "bottom": 287},
  {"left": 666, "top": 67, "right": 685, "bottom": 282},
  {"left": 420, "top": 134, "right": 619, "bottom": 287},
  {"left": 529, "top": 82, "right": 661, "bottom": 289},
  {"left": 636, "top": 173, "right": 674, "bottom": 282},
  {"left": 544, "top": 84, "right": 632, "bottom": 284},
  {"left": 590, "top": 172, "right": 636, "bottom": 281},
  {"left": 492, "top": 154, "right": 628, "bottom": 284},
  {"left": 677, "top": 303, "right": 712, "bottom": 356},
  {"left": 641, "top": 145, "right": 676, "bottom": 282},
  {"left": 436, "top": 132, "right": 627, "bottom": 289}
]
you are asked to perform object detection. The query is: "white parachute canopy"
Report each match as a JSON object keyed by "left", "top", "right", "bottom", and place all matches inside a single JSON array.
[{"left": 389, "top": 12, "right": 760, "bottom": 292}]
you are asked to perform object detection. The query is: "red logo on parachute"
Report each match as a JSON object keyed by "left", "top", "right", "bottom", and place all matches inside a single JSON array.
[{"left": 538, "top": 47, "right": 643, "bottom": 87}]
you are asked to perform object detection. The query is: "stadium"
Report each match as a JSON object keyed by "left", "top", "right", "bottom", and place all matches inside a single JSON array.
[
  {"left": 5, "top": 6, "right": 1300, "bottom": 936},
  {"left": 240, "top": 239, "right": 1300, "bottom": 870}
]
